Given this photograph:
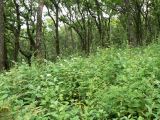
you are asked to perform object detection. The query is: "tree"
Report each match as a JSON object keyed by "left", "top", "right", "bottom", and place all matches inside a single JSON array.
[
  {"left": 46, "top": 0, "right": 61, "bottom": 57},
  {"left": 35, "top": 0, "right": 44, "bottom": 58},
  {"left": 124, "top": 0, "right": 133, "bottom": 45},
  {"left": 0, "top": 0, "right": 5, "bottom": 70},
  {"left": 1, "top": 0, "right": 160, "bottom": 68},
  {"left": 13, "top": 0, "right": 21, "bottom": 62}
]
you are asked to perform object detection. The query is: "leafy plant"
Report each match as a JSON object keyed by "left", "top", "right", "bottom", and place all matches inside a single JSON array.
[{"left": 0, "top": 43, "right": 160, "bottom": 119}]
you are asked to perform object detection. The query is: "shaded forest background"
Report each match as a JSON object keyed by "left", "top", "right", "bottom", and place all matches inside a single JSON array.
[{"left": 0, "top": 0, "right": 160, "bottom": 70}]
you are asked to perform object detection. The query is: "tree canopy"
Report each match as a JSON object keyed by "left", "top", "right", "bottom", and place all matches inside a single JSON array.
[{"left": 0, "top": 0, "right": 160, "bottom": 68}]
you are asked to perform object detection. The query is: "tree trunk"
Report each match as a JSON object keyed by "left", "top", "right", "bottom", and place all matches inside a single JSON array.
[
  {"left": 0, "top": 0, "right": 5, "bottom": 71},
  {"left": 35, "top": 0, "right": 44, "bottom": 58},
  {"left": 134, "top": 1, "right": 143, "bottom": 46},
  {"left": 55, "top": 4, "right": 60, "bottom": 56},
  {"left": 13, "top": 0, "right": 21, "bottom": 62},
  {"left": 94, "top": 0, "right": 105, "bottom": 47},
  {"left": 124, "top": 0, "right": 133, "bottom": 46}
]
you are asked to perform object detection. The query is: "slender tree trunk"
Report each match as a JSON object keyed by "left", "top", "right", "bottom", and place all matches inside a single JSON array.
[
  {"left": 47, "top": 2, "right": 60, "bottom": 57},
  {"left": 55, "top": 4, "right": 60, "bottom": 56},
  {"left": 86, "top": 13, "right": 92, "bottom": 55},
  {"left": 95, "top": 0, "right": 104, "bottom": 47},
  {"left": 134, "top": 1, "right": 143, "bottom": 46},
  {"left": 124, "top": 0, "right": 133, "bottom": 46},
  {"left": 13, "top": 0, "right": 21, "bottom": 62},
  {"left": 107, "top": 16, "right": 111, "bottom": 45},
  {"left": 35, "top": 0, "right": 44, "bottom": 58},
  {"left": 69, "top": 12, "right": 75, "bottom": 50},
  {"left": 4, "top": 39, "right": 9, "bottom": 69},
  {"left": 0, "top": 0, "right": 5, "bottom": 71},
  {"left": 14, "top": 33, "right": 20, "bottom": 62}
]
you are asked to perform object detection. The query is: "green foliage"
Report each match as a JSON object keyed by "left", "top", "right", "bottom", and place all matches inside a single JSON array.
[{"left": 0, "top": 44, "right": 160, "bottom": 119}]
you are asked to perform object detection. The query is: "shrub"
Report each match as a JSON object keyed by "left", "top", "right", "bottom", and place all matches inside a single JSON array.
[{"left": 0, "top": 44, "right": 160, "bottom": 119}]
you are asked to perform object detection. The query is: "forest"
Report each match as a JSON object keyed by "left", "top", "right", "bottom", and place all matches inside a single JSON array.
[{"left": 0, "top": 0, "right": 160, "bottom": 119}]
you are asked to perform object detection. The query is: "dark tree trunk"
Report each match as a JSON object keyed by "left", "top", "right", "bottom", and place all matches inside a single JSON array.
[
  {"left": 95, "top": 0, "right": 104, "bottom": 47},
  {"left": 134, "top": 1, "right": 143, "bottom": 46},
  {"left": 0, "top": 0, "right": 5, "bottom": 71},
  {"left": 13, "top": 0, "right": 21, "bottom": 62},
  {"left": 124, "top": 0, "right": 133, "bottom": 46},
  {"left": 4, "top": 39, "right": 9, "bottom": 70},
  {"left": 13, "top": 33, "right": 20, "bottom": 62},
  {"left": 55, "top": 4, "right": 60, "bottom": 56},
  {"left": 46, "top": 1, "right": 60, "bottom": 57}
]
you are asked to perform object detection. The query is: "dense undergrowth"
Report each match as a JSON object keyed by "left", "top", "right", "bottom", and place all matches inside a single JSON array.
[{"left": 0, "top": 44, "right": 160, "bottom": 120}]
